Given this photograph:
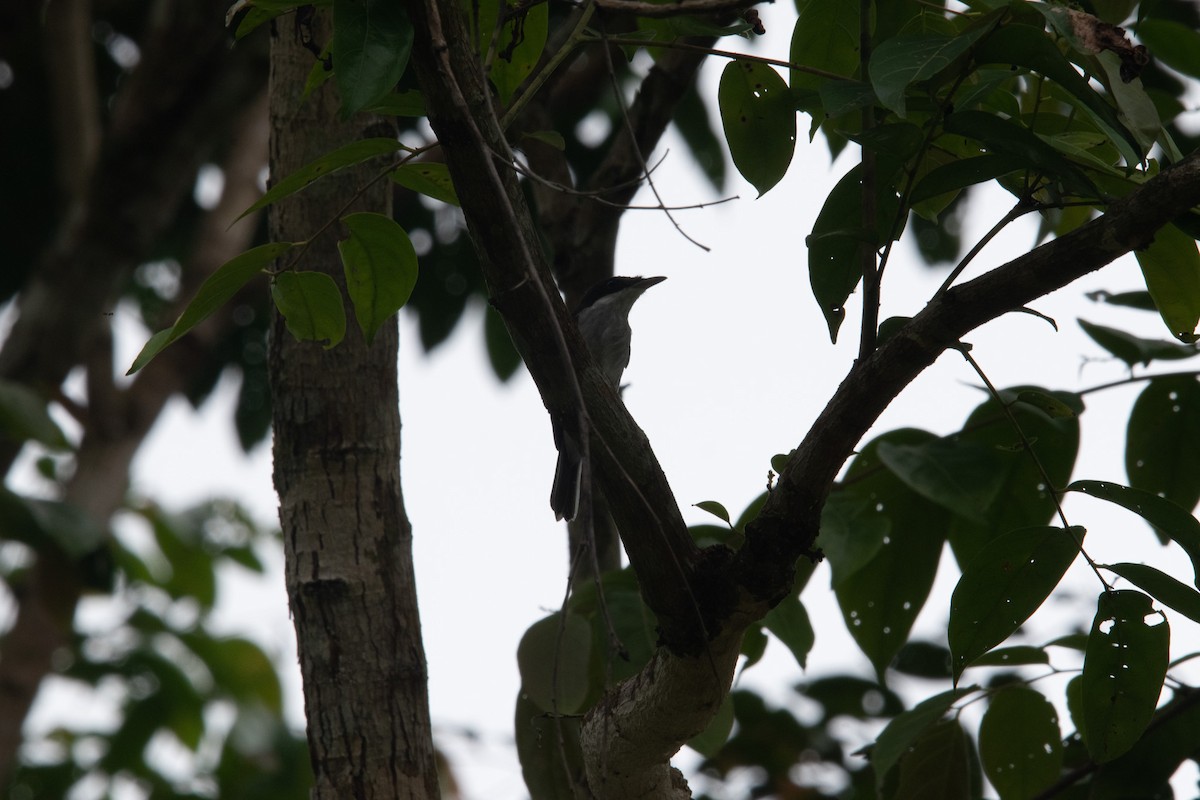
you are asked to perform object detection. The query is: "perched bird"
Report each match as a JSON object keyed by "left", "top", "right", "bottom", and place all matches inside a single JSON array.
[{"left": 550, "top": 275, "right": 666, "bottom": 522}]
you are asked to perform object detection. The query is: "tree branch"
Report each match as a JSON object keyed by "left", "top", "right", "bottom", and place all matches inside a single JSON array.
[{"left": 735, "top": 149, "right": 1200, "bottom": 606}]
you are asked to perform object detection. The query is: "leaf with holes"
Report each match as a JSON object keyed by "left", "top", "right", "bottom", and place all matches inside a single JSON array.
[
  {"left": 1081, "top": 590, "right": 1168, "bottom": 762},
  {"left": 718, "top": 60, "right": 795, "bottom": 197},
  {"left": 1125, "top": 376, "right": 1200, "bottom": 514},
  {"left": 1065, "top": 480, "right": 1200, "bottom": 587},
  {"left": 979, "top": 686, "right": 1063, "bottom": 799},
  {"left": 1134, "top": 223, "right": 1200, "bottom": 343},
  {"left": 948, "top": 526, "right": 1083, "bottom": 681},
  {"left": 388, "top": 163, "right": 460, "bottom": 208}
]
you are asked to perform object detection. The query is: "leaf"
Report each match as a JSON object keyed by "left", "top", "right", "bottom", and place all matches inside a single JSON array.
[
  {"left": 1014, "top": 390, "right": 1078, "bottom": 419},
  {"left": 979, "top": 686, "right": 1063, "bottom": 800},
  {"left": 872, "top": 687, "right": 975, "bottom": 792},
  {"left": 1086, "top": 289, "right": 1157, "bottom": 311},
  {"left": 236, "top": 138, "right": 405, "bottom": 222},
  {"left": 1089, "top": 691, "right": 1200, "bottom": 800},
  {"left": 876, "top": 437, "right": 1007, "bottom": 523},
  {"left": 869, "top": 27, "right": 989, "bottom": 117},
  {"left": 687, "top": 694, "right": 734, "bottom": 757},
  {"left": 482, "top": 0, "right": 549, "bottom": 105},
  {"left": 332, "top": 0, "right": 413, "bottom": 117},
  {"left": 271, "top": 271, "right": 347, "bottom": 347},
  {"left": 943, "top": 110, "right": 1099, "bottom": 197},
  {"left": 1134, "top": 223, "right": 1200, "bottom": 343},
  {"left": 946, "top": 388, "right": 1081, "bottom": 568},
  {"left": 389, "top": 163, "right": 460, "bottom": 206},
  {"left": 128, "top": 242, "right": 292, "bottom": 374},
  {"left": 484, "top": 304, "right": 521, "bottom": 382},
  {"left": 973, "top": 24, "right": 1141, "bottom": 164},
  {"left": 1104, "top": 562, "right": 1200, "bottom": 624},
  {"left": 827, "top": 430, "right": 950, "bottom": 678},
  {"left": 948, "top": 526, "right": 1082, "bottom": 680},
  {"left": 1134, "top": 19, "right": 1200, "bottom": 80},
  {"left": 516, "top": 612, "right": 592, "bottom": 715},
  {"left": 338, "top": 212, "right": 419, "bottom": 343},
  {"left": 0, "top": 380, "right": 70, "bottom": 450},
  {"left": 363, "top": 89, "right": 426, "bottom": 116},
  {"left": 1096, "top": 51, "right": 1162, "bottom": 156},
  {"left": 808, "top": 161, "right": 903, "bottom": 342},
  {"left": 1064, "top": 480, "right": 1200, "bottom": 587},
  {"left": 892, "top": 719, "right": 972, "bottom": 800},
  {"left": 718, "top": 60, "right": 796, "bottom": 197},
  {"left": 182, "top": 634, "right": 284, "bottom": 712},
  {"left": 1080, "top": 590, "right": 1169, "bottom": 763},
  {"left": 1077, "top": 319, "right": 1197, "bottom": 367},
  {"left": 966, "top": 645, "right": 1050, "bottom": 669},
  {"left": 762, "top": 594, "right": 814, "bottom": 670},
  {"left": 694, "top": 500, "right": 730, "bottom": 525},
  {"left": 908, "top": 154, "right": 1025, "bottom": 206},
  {"left": 789, "top": 0, "right": 860, "bottom": 108},
  {"left": 1125, "top": 376, "right": 1200, "bottom": 514},
  {"left": 22, "top": 498, "right": 107, "bottom": 558}
]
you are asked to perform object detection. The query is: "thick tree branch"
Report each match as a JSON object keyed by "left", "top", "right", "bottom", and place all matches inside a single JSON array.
[
  {"left": 405, "top": 0, "right": 707, "bottom": 650},
  {"left": 735, "top": 149, "right": 1200, "bottom": 605}
]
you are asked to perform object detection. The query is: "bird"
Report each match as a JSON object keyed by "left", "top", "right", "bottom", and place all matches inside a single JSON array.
[{"left": 550, "top": 275, "right": 666, "bottom": 522}]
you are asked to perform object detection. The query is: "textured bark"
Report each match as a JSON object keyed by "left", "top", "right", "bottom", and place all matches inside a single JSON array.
[{"left": 267, "top": 13, "right": 439, "bottom": 800}]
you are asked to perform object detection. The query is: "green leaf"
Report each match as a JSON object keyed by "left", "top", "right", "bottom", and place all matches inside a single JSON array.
[
  {"left": 388, "top": 164, "right": 459, "bottom": 206},
  {"left": 271, "top": 271, "right": 347, "bottom": 347},
  {"left": 522, "top": 129, "right": 566, "bottom": 151},
  {"left": 1013, "top": 389, "right": 1078, "bottom": 419},
  {"left": 789, "top": 0, "right": 860, "bottom": 107},
  {"left": 332, "top": 0, "right": 413, "bottom": 116},
  {"left": 487, "top": 0, "right": 547, "bottom": 105},
  {"left": 876, "top": 437, "right": 1007, "bottom": 523},
  {"left": 516, "top": 612, "right": 592, "bottom": 715},
  {"left": 869, "top": 27, "right": 989, "bottom": 117},
  {"left": 973, "top": 24, "right": 1141, "bottom": 164},
  {"left": 1134, "top": 18, "right": 1200, "bottom": 80},
  {"left": 1089, "top": 691, "right": 1200, "bottom": 800},
  {"left": 687, "top": 694, "right": 734, "bottom": 757},
  {"left": 872, "top": 687, "right": 975, "bottom": 792},
  {"left": 1125, "top": 376, "right": 1200, "bottom": 514},
  {"left": 0, "top": 380, "right": 70, "bottom": 450},
  {"left": 484, "top": 304, "right": 521, "bottom": 382},
  {"left": 1064, "top": 479, "right": 1200, "bottom": 587},
  {"left": 948, "top": 526, "right": 1082, "bottom": 680},
  {"left": 1078, "top": 319, "right": 1198, "bottom": 367},
  {"left": 908, "top": 154, "right": 1025, "bottom": 206},
  {"left": 828, "top": 430, "right": 949, "bottom": 678},
  {"left": 979, "top": 686, "right": 1062, "bottom": 800},
  {"left": 1104, "top": 562, "right": 1200, "bottom": 624},
  {"left": 1081, "top": 590, "right": 1169, "bottom": 763},
  {"left": 128, "top": 242, "right": 292, "bottom": 375},
  {"left": 818, "top": 490, "right": 890, "bottom": 586},
  {"left": 808, "top": 161, "right": 904, "bottom": 342},
  {"left": 1086, "top": 289, "right": 1157, "bottom": 311},
  {"left": 514, "top": 692, "right": 583, "bottom": 800},
  {"left": 694, "top": 500, "right": 730, "bottom": 525},
  {"left": 762, "top": 594, "right": 814, "bottom": 670},
  {"left": 236, "top": 138, "right": 405, "bottom": 223},
  {"left": 22, "top": 498, "right": 107, "bottom": 558},
  {"left": 943, "top": 110, "right": 1099, "bottom": 197},
  {"left": 893, "top": 719, "right": 972, "bottom": 800},
  {"left": 946, "top": 388, "right": 1081, "bottom": 567},
  {"left": 182, "top": 634, "right": 284, "bottom": 712},
  {"left": 718, "top": 60, "right": 796, "bottom": 197},
  {"left": 1095, "top": 51, "right": 1162, "bottom": 156},
  {"left": 1134, "top": 223, "right": 1200, "bottom": 343},
  {"left": 338, "top": 212, "right": 419, "bottom": 343},
  {"left": 363, "top": 89, "right": 427, "bottom": 116},
  {"left": 965, "top": 645, "right": 1050, "bottom": 669}
]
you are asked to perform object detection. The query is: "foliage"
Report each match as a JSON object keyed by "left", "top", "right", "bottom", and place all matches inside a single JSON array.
[{"left": 10, "top": 0, "right": 1200, "bottom": 797}]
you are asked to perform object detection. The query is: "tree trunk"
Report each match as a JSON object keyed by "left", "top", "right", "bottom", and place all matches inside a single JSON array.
[{"left": 268, "top": 13, "right": 439, "bottom": 799}]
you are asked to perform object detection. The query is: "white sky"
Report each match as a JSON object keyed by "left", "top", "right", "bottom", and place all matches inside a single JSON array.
[{"left": 15, "top": 4, "right": 1200, "bottom": 796}]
